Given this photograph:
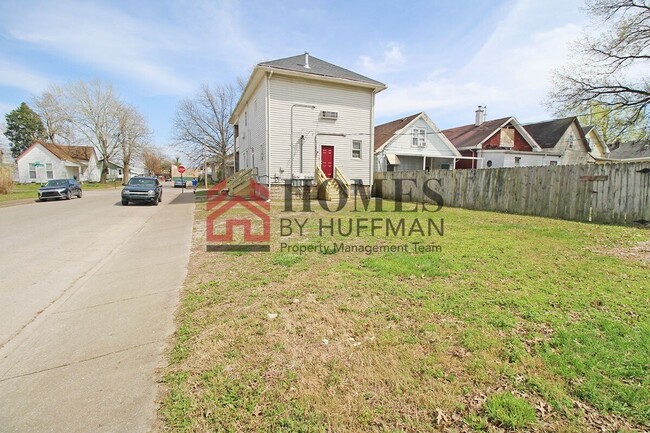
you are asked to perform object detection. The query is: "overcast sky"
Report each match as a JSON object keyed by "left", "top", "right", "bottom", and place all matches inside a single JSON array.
[{"left": 0, "top": 0, "right": 589, "bottom": 153}]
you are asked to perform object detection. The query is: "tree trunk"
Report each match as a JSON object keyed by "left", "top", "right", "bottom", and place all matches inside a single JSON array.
[
  {"left": 123, "top": 160, "right": 130, "bottom": 185},
  {"left": 100, "top": 160, "right": 108, "bottom": 183}
]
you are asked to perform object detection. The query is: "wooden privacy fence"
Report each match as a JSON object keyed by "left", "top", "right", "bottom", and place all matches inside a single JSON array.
[{"left": 373, "top": 162, "right": 650, "bottom": 225}]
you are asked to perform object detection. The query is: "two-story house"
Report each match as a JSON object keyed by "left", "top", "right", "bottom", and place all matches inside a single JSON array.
[{"left": 229, "top": 53, "right": 386, "bottom": 198}]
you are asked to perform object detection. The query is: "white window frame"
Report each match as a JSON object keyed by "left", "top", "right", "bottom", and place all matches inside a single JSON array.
[
  {"left": 45, "top": 163, "right": 53, "bottom": 179},
  {"left": 29, "top": 164, "right": 37, "bottom": 179},
  {"left": 412, "top": 128, "right": 426, "bottom": 147},
  {"left": 351, "top": 140, "right": 362, "bottom": 159}
]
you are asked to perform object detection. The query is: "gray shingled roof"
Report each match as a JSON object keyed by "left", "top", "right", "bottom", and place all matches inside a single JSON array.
[
  {"left": 523, "top": 117, "right": 577, "bottom": 149},
  {"left": 258, "top": 53, "right": 385, "bottom": 88},
  {"left": 608, "top": 140, "right": 650, "bottom": 159}
]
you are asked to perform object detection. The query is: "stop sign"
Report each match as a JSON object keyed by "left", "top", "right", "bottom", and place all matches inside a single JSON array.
[{"left": 178, "top": 165, "right": 186, "bottom": 174}]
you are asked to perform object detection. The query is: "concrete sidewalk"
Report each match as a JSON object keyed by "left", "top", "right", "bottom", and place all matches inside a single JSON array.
[{"left": 0, "top": 189, "right": 195, "bottom": 432}]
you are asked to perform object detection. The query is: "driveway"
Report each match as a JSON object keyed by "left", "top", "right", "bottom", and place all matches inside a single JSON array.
[{"left": 0, "top": 185, "right": 194, "bottom": 432}]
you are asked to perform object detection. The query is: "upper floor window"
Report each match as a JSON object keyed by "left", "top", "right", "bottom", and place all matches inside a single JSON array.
[
  {"left": 352, "top": 140, "right": 362, "bottom": 159},
  {"left": 568, "top": 133, "right": 575, "bottom": 149},
  {"left": 29, "top": 164, "right": 36, "bottom": 179},
  {"left": 46, "top": 163, "right": 53, "bottom": 179},
  {"left": 412, "top": 128, "right": 426, "bottom": 147}
]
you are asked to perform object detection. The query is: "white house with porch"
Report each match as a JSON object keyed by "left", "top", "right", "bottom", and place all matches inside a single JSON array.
[
  {"left": 16, "top": 141, "right": 100, "bottom": 183},
  {"left": 229, "top": 52, "right": 386, "bottom": 198},
  {"left": 374, "top": 112, "right": 465, "bottom": 172}
]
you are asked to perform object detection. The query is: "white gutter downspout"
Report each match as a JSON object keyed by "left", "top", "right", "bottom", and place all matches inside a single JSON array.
[
  {"left": 290, "top": 103, "right": 316, "bottom": 181},
  {"left": 369, "top": 91, "right": 375, "bottom": 190},
  {"left": 266, "top": 71, "right": 272, "bottom": 184}
]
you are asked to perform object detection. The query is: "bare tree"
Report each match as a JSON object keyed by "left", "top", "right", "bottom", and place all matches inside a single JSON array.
[
  {"left": 117, "top": 104, "right": 150, "bottom": 184},
  {"left": 171, "top": 83, "right": 237, "bottom": 178},
  {"left": 32, "top": 86, "right": 75, "bottom": 144},
  {"left": 547, "top": 0, "right": 650, "bottom": 140},
  {"left": 62, "top": 80, "right": 122, "bottom": 182}
]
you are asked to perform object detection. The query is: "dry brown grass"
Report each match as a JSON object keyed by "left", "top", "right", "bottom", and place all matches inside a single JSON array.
[{"left": 0, "top": 165, "right": 15, "bottom": 194}]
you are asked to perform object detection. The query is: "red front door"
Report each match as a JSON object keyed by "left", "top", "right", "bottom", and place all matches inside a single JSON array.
[{"left": 321, "top": 145, "right": 334, "bottom": 178}]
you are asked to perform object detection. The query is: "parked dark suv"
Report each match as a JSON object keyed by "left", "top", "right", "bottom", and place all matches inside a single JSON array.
[
  {"left": 121, "top": 177, "right": 162, "bottom": 206},
  {"left": 38, "top": 179, "right": 82, "bottom": 201}
]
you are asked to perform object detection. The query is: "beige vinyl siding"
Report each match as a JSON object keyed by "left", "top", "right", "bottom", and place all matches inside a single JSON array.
[
  {"left": 268, "top": 75, "right": 373, "bottom": 185},
  {"left": 237, "top": 78, "right": 268, "bottom": 179},
  {"left": 556, "top": 123, "right": 591, "bottom": 165}
]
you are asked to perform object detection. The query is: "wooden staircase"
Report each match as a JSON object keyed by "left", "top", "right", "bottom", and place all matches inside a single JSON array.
[
  {"left": 315, "top": 166, "right": 350, "bottom": 201},
  {"left": 226, "top": 168, "right": 254, "bottom": 197}
]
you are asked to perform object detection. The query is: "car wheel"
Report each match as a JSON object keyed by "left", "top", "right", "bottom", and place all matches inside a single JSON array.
[
  {"left": 153, "top": 199, "right": 159, "bottom": 206},
  {"left": 38, "top": 198, "right": 45, "bottom": 202},
  {"left": 65, "top": 190, "right": 72, "bottom": 200},
  {"left": 158, "top": 195, "right": 162, "bottom": 202},
  {"left": 77, "top": 190, "right": 83, "bottom": 198},
  {"left": 121, "top": 200, "right": 128, "bottom": 206}
]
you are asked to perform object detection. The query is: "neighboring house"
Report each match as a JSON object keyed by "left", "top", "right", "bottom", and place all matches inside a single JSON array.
[
  {"left": 16, "top": 141, "right": 100, "bottom": 183},
  {"left": 442, "top": 107, "right": 558, "bottom": 169},
  {"left": 592, "top": 140, "right": 650, "bottom": 163},
  {"left": 523, "top": 117, "right": 591, "bottom": 165},
  {"left": 98, "top": 158, "right": 146, "bottom": 182},
  {"left": 374, "top": 112, "right": 464, "bottom": 172},
  {"left": 229, "top": 52, "right": 386, "bottom": 197},
  {"left": 582, "top": 125, "right": 610, "bottom": 159}
]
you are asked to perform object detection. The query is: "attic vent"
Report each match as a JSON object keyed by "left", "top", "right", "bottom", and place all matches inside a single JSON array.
[{"left": 320, "top": 111, "right": 338, "bottom": 120}]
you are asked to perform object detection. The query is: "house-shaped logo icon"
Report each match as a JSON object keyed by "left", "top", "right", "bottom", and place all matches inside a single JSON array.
[{"left": 205, "top": 178, "right": 270, "bottom": 252}]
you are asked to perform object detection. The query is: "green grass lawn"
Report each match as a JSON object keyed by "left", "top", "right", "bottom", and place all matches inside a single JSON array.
[
  {"left": 162, "top": 197, "right": 649, "bottom": 432},
  {"left": 0, "top": 181, "right": 121, "bottom": 203}
]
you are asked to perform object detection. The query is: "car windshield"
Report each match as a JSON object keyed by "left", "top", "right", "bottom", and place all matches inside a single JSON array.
[
  {"left": 45, "top": 180, "right": 68, "bottom": 187},
  {"left": 128, "top": 178, "right": 156, "bottom": 187}
]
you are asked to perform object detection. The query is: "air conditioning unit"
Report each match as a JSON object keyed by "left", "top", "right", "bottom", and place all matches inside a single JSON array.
[{"left": 320, "top": 110, "right": 338, "bottom": 120}]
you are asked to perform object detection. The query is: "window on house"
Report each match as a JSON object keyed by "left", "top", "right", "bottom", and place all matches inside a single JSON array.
[
  {"left": 29, "top": 164, "right": 36, "bottom": 179},
  {"left": 45, "top": 163, "right": 53, "bottom": 179},
  {"left": 352, "top": 140, "right": 362, "bottom": 159},
  {"left": 412, "top": 128, "right": 426, "bottom": 147},
  {"left": 441, "top": 163, "right": 450, "bottom": 170},
  {"left": 514, "top": 157, "right": 521, "bottom": 166},
  {"left": 568, "top": 133, "right": 575, "bottom": 149}
]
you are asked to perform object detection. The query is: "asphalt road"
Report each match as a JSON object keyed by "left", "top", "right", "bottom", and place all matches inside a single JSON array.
[{"left": 0, "top": 184, "right": 194, "bottom": 433}]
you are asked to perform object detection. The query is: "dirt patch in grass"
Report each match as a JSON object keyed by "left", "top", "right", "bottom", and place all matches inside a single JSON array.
[
  {"left": 160, "top": 200, "right": 650, "bottom": 432},
  {"left": 595, "top": 239, "right": 650, "bottom": 266}
]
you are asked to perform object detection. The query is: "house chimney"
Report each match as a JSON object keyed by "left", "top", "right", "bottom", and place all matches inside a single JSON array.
[
  {"left": 304, "top": 51, "right": 310, "bottom": 69},
  {"left": 475, "top": 105, "right": 486, "bottom": 126}
]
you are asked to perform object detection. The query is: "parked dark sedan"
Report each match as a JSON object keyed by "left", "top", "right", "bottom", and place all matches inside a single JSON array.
[
  {"left": 38, "top": 179, "right": 82, "bottom": 201},
  {"left": 121, "top": 176, "right": 162, "bottom": 206}
]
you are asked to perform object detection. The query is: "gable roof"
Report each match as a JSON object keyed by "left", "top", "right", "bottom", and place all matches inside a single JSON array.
[
  {"left": 374, "top": 113, "right": 421, "bottom": 151},
  {"left": 231, "top": 53, "right": 386, "bottom": 123},
  {"left": 259, "top": 53, "right": 385, "bottom": 88},
  {"left": 441, "top": 116, "right": 541, "bottom": 153},
  {"left": 523, "top": 117, "right": 579, "bottom": 149},
  {"left": 442, "top": 117, "right": 513, "bottom": 151},
  {"left": 17, "top": 141, "right": 96, "bottom": 163}
]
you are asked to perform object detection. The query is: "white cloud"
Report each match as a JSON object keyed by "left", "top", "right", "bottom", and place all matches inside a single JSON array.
[
  {"left": 1, "top": 1, "right": 194, "bottom": 95},
  {"left": 375, "top": 0, "right": 586, "bottom": 125},
  {"left": 0, "top": 59, "right": 50, "bottom": 93},
  {"left": 358, "top": 42, "right": 406, "bottom": 74}
]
